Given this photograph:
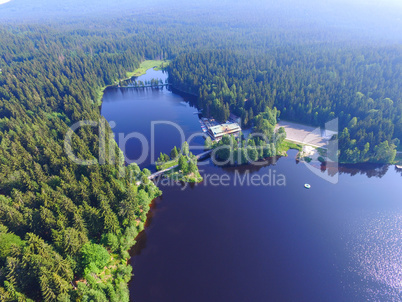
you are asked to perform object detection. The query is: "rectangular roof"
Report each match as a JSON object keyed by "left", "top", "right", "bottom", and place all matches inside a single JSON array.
[{"left": 209, "top": 123, "right": 241, "bottom": 136}]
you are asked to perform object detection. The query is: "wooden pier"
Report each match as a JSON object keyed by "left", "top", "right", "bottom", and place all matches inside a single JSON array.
[{"left": 119, "top": 83, "right": 170, "bottom": 89}]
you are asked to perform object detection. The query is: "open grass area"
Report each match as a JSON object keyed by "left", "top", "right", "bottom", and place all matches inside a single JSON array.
[
  {"left": 156, "top": 158, "right": 178, "bottom": 171},
  {"left": 96, "top": 60, "right": 170, "bottom": 105},
  {"left": 126, "top": 60, "right": 170, "bottom": 78},
  {"left": 164, "top": 167, "right": 203, "bottom": 183},
  {"left": 278, "top": 140, "right": 303, "bottom": 153}
]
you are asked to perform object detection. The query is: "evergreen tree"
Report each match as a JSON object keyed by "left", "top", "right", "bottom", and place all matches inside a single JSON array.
[
  {"left": 178, "top": 155, "right": 188, "bottom": 174},
  {"left": 170, "top": 146, "right": 179, "bottom": 159}
]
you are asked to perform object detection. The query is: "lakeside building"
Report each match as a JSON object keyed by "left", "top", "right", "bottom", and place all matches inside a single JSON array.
[{"left": 208, "top": 122, "right": 242, "bottom": 140}]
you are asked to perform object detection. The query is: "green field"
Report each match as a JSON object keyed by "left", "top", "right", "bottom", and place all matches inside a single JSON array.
[
  {"left": 156, "top": 158, "right": 178, "bottom": 171},
  {"left": 279, "top": 140, "right": 303, "bottom": 152},
  {"left": 126, "top": 60, "right": 170, "bottom": 78},
  {"left": 96, "top": 59, "right": 170, "bottom": 105},
  {"left": 164, "top": 167, "right": 203, "bottom": 183}
]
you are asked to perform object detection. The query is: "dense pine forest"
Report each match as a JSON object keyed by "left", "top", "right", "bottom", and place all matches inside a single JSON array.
[
  {"left": 168, "top": 49, "right": 401, "bottom": 163},
  {"left": 0, "top": 22, "right": 168, "bottom": 301},
  {"left": 0, "top": 1, "right": 401, "bottom": 300}
]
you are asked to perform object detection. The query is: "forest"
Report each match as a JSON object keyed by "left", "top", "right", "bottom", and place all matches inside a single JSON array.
[
  {"left": 156, "top": 142, "right": 203, "bottom": 183},
  {"left": 206, "top": 107, "right": 287, "bottom": 166},
  {"left": 0, "top": 3, "right": 401, "bottom": 301},
  {"left": 0, "top": 20, "right": 167, "bottom": 301},
  {"left": 168, "top": 49, "right": 401, "bottom": 163}
]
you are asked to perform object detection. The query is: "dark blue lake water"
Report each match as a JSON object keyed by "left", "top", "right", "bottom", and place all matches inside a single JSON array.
[
  {"left": 101, "top": 69, "right": 402, "bottom": 302},
  {"left": 101, "top": 68, "right": 204, "bottom": 172}
]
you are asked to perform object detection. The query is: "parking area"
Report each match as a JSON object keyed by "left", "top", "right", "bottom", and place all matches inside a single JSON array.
[{"left": 275, "top": 120, "right": 329, "bottom": 148}]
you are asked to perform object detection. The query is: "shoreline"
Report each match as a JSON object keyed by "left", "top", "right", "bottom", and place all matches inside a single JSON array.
[
  {"left": 170, "top": 85, "right": 198, "bottom": 97},
  {"left": 103, "top": 65, "right": 397, "bottom": 298},
  {"left": 96, "top": 59, "right": 169, "bottom": 105},
  {"left": 92, "top": 62, "right": 168, "bottom": 300}
]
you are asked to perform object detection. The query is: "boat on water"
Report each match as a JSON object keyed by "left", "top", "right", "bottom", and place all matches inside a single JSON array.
[
  {"left": 396, "top": 165, "right": 402, "bottom": 169},
  {"left": 304, "top": 184, "right": 311, "bottom": 189}
]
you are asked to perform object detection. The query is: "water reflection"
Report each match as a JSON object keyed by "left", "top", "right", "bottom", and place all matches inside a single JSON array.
[
  {"left": 308, "top": 161, "right": 392, "bottom": 179},
  {"left": 217, "top": 154, "right": 392, "bottom": 179},
  {"left": 339, "top": 164, "right": 390, "bottom": 178},
  {"left": 219, "top": 156, "right": 281, "bottom": 174},
  {"left": 346, "top": 213, "right": 402, "bottom": 301},
  {"left": 102, "top": 69, "right": 402, "bottom": 302}
]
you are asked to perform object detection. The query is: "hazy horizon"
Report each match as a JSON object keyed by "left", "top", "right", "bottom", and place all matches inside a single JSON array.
[{"left": 0, "top": 0, "right": 401, "bottom": 43}]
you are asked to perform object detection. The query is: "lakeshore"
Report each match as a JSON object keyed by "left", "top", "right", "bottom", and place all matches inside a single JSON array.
[
  {"left": 275, "top": 120, "right": 330, "bottom": 149},
  {"left": 96, "top": 59, "right": 169, "bottom": 104},
  {"left": 100, "top": 68, "right": 402, "bottom": 302},
  {"left": 130, "top": 153, "right": 402, "bottom": 302}
]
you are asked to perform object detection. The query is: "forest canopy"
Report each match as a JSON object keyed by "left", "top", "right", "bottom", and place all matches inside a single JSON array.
[
  {"left": 168, "top": 49, "right": 401, "bottom": 163},
  {"left": 0, "top": 3, "right": 401, "bottom": 301}
]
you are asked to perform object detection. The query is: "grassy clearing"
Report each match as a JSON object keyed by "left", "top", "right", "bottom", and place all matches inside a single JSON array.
[
  {"left": 96, "top": 86, "right": 108, "bottom": 105},
  {"left": 279, "top": 140, "right": 303, "bottom": 153},
  {"left": 95, "top": 60, "right": 170, "bottom": 105},
  {"left": 156, "top": 158, "right": 178, "bottom": 171},
  {"left": 126, "top": 60, "right": 170, "bottom": 78},
  {"left": 164, "top": 167, "right": 203, "bottom": 183}
]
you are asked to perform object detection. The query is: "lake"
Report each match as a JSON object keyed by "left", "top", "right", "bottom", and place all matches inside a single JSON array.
[
  {"left": 101, "top": 68, "right": 402, "bottom": 302},
  {"left": 101, "top": 68, "right": 204, "bottom": 172}
]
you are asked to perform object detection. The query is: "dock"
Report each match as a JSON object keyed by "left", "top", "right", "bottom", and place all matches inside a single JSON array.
[{"left": 119, "top": 83, "right": 169, "bottom": 89}]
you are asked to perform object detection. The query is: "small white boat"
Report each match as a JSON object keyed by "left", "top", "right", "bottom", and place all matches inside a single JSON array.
[{"left": 304, "top": 184, "right": 311, "bottom": 189}]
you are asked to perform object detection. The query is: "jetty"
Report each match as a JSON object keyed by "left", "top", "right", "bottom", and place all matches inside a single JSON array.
[{"left": 119, "top": 83, "right": 169, "bottom": 89}]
